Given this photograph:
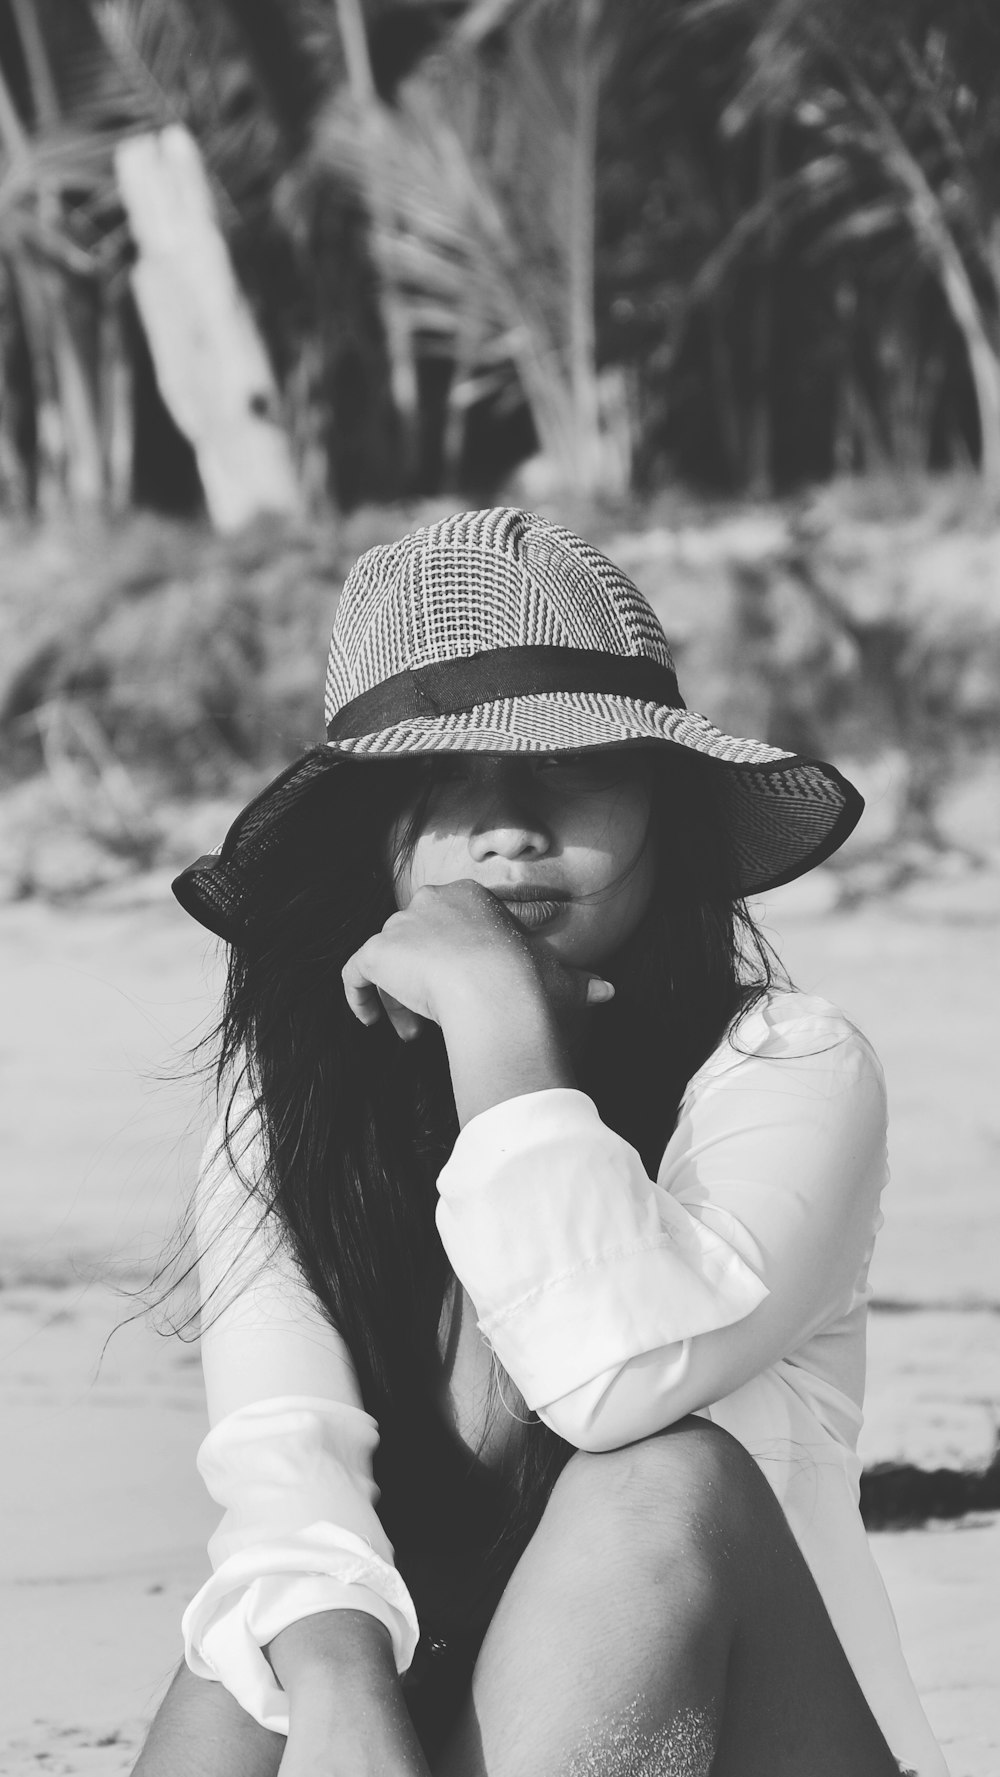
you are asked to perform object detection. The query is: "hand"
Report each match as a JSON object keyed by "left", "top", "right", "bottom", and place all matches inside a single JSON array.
[{"left": 341, "top": 880, "right": 614, "bottom": 1043}]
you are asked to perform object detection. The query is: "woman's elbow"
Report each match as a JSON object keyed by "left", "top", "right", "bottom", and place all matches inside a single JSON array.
[
  {"left": 535, "top": 1345, "right": 699, "bottom": 1451},
  {"left": 537, "top": 1394, "right": 690, "bottom": 1453},
  {"left": 537, "top": 1404, "right": 622, "bottom": 1452}
]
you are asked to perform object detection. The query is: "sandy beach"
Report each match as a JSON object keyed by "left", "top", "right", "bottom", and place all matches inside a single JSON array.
[{"left": 2, "top": 869, "right": 998, "bottom": 1775}]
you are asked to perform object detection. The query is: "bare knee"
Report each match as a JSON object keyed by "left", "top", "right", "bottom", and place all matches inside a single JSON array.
[
  {"left": 546, "top": 1416, "right": 767, "bottom": 1579},
  {"left": 558, "top": 1414, "right": 761, "bottom": 1503}
]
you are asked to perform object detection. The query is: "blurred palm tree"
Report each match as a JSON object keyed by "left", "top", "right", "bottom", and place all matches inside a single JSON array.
[
  {"left": 0, "top": 0, "right": 294, "bottom": 515},
  {"left": 667, "top": 0, "right": 1000, "bottom": 491},
  {"left": 310, "top": 0, "right": 624, "bottom": 496},
  {"left": 0, "top": 0, "right": 129, "bottom": 512},
  {"left": 0, "top": 0, "right": 625, "bottom": 511},
  {"left": 2, "top": 0, "right": 999, "bottom": 515}
]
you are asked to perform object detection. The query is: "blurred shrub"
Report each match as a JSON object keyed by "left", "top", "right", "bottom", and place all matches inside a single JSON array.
[
  {"left": 1, "top": 489, "right": 999, "bottom": 900},
  {"left": 0, "top": 505, "right": 462, "bottom": 797},
  {"left": 609, "top": 494, "right": 1000, "bottom": 850},
  {"left": 0, "top": 515, "right": 335, "bottom": 794}
]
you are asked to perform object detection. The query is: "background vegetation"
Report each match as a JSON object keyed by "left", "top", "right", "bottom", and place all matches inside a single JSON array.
[
  {"left": 3, "top": 0, "right": 1000, "bottom": 508},
  {"left": 1, "top": 0, "right": 998, "bottom": 901}
]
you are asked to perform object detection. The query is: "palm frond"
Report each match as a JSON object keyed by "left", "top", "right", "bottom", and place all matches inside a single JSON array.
[{"left": 309, "top": 0, "right": 618, "bottom": 488}]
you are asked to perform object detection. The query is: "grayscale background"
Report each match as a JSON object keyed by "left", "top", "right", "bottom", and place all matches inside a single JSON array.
[{"left": 0, "top": 3, "right": 997, "bottom": 1771}]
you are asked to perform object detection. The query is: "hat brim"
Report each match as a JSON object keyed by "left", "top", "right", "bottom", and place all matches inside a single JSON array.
[{"left": 171, "top": 694, "right": 863, "bottom": 942}]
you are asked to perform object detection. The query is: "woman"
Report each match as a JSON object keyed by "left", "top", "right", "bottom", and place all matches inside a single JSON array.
[{"left": 134, "top": 508, "right": 945, "bottom": 1775}]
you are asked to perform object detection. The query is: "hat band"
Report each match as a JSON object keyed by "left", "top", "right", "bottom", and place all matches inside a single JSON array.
[{"left": 327, "top": 646, "right": 684, "bottom": 740}]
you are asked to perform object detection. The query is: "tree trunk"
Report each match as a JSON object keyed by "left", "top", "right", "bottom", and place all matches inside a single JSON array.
[
  {"left": 839, "top": 62, "right": 1000, "bottom": 495},
  {"left": 566, "top": 0, "right": 605, "bottom": 494},
  {"left": 100, "top": 294, "right": 134, "bottom": 516},
  {"left": 114, "top": 125, "right": 302, "bottom": 533},
  {"left": 936, "top": 251, "right": 1000, "bottom": 490},
  {"left": 0, "top": 28, "right": 105, "bottom": 513},
  {"left": 12, "top": 261, "right": 67, "bottom": 517},
  {"left": 747, "top": 117, "right": 777, "bottom": 499},
  {"left": 334, "top": 0, "right": 420, "bottom": 484},
  {"left": 49, "top": 290, "right": 105, "bottom": 511}
]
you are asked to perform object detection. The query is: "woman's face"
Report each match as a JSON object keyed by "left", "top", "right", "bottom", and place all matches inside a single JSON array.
[{"left": 386, "top": 751, "right": 657, "bottom": 974}]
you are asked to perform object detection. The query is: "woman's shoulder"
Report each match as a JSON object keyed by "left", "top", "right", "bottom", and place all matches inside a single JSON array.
[
  {"left": 195, "top": 1087, "right": 288, "bottom": 1302},
  {"left": 199, "top": 1084, "right": 263, "bottom": 1181},
  {"left": 196, "top": 1087, "right": 273, "bottom": 1243},
  {"left": 686, "top": 987, "right": 884, "bottom": 1094}
]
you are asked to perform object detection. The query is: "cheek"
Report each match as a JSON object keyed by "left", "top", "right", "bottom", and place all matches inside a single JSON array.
[
  {"left": 604, "top": 832, "right": 656, "bottom": 936},
  {"left": 604, "top": 791, "right": 657, "bottom": 930},
  {"left": 384, "top": 814, "right": 416, "bottom": 909},
  {"left": 601, "top": 785, "right": 654, "bottom": 885},
  {"left": 625, "top": 839, "right": 657, "bottom": 926},
  {"left": 387, "top": 827, "right": 453, "bottom": 908},
  {"left": 562, "top": 790, "right": 656, "bottom": 953}
]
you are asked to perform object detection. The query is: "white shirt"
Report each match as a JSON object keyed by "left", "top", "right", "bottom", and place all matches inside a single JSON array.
[{"left": 181, "top": 990, "right": 946, "bottom": 1775}]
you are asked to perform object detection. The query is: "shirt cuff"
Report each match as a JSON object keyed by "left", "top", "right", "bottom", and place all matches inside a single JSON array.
[
  {"left": 181, "top": 1525, "right": 421, "bottom": 1734},
  {"left": 436, "top": 1088, "right": 768, "bottom": 1406}
]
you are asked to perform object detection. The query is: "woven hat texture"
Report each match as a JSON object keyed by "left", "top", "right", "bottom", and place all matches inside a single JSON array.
[
  {"left": 172, "top": 508, "right": 862, "bottom": 940},
  {"left": 326, "top": 506, "right": 673, "bottom": 726}
]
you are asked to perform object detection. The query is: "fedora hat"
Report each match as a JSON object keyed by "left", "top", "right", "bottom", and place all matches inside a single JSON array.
[{"left": 172, "top": 507, "right": 862, "bottom": 942}]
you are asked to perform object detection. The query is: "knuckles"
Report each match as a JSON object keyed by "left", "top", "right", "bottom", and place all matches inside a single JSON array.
[
  {"left": 408, "top": 878, "right": 489, "bottom": 907},
  {"left": 351, "top": 880, "right": 512, "bottom": 966}
]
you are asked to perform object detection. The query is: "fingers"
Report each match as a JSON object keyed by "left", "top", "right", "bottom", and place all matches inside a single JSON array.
[
  {"left": 377, "top": 989, "right": 425, "bottom": 1042},
  {"left": 341, "top": 950, "right": 381, "bottom": 1026},
  {"left": 532, "top": 947, "right": 615, "bottom": 1011},
  {"left": 341, "top": 949, "right": 426, "bottom": 1041},
  {"left": 341, "top": 931, "right": 613, "bottom": 1044},
  {"left": 585, "top": 976, "right": 616, "bottom": 1005}
]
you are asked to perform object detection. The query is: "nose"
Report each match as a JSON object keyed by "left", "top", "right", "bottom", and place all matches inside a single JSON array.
[{"left": 466, "top": 763, "right": 552, "bottom": 862}]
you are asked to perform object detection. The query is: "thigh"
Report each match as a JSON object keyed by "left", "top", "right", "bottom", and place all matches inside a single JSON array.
[
  {"left": 434, "top": 1420, "right": 900, "bottom": 1777},
  {"left": 707, "top": 1442, "right": 900, "bottom": 1776}
]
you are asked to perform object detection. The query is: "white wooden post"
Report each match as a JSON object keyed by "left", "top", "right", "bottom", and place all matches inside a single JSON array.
[{"left": 114, "top": 125, "right": 303, "bottom": 532}]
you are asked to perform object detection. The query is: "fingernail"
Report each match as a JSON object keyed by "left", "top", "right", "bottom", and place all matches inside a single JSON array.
[{"left": 586, "top": 978, "right": 615, "bottom": 1003}]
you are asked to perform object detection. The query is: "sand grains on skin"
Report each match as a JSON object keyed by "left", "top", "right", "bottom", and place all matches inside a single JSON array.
[{"left": 558, "top": 1696, "right": 717, "bottom": 1777}]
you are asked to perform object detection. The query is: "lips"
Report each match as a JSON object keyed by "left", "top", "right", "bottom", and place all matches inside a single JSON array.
[
  {"left": 503, "top": 899, "right": 565, "bottom": 929},
  {"left": 490, "top": 887, "right": 569, "bottom": 930},
  {"left": 489, "top": 886, "right": 571, "bottom": 903}
]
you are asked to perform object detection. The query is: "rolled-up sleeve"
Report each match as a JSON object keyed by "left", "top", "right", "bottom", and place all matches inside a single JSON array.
[
  {"left": 182, "top": 1399, "right": 419, "bottom": 1732},
  {"left": 183, "top": 1110, "right": 419, "bottom": 1733},
  {"left": 434, "top": 995, "right": 887, "bottom": 1451}
]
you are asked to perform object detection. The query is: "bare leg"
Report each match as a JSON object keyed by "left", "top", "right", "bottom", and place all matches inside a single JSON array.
[
  {"left": 131, "top": 1420, "right": 900, "bottom": 1777},
  {"left": 435, "top": 1418, "right": 900, "bottom": 1777},
  {"left": 131, "top": 1659, "right": 284, "bottom": 1777}
]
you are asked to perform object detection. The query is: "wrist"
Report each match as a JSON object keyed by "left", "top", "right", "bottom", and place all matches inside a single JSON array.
[
  {"left": 434, "top": 948, "right": 545, "bottom": 1022},
  {"left": 272, "top": 1614, "right": 430, "bottom": 1776},
  {"left": 268, "top": 1608, "right": 395, "bottom": 1694},
  {"left": 439, "top": 973, "right": 575, "bottom": 1127}
]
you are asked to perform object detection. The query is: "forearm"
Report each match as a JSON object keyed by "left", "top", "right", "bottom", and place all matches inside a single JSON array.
[
  {"left": 267, "top": 1610, "right": 430, "bottom": 1777},
  {"left": 438, "top": 972, "right": 576, "bottom": 1128},
  {"left": 132, "top": 1657, "right": 286, "bottom": 1777}
]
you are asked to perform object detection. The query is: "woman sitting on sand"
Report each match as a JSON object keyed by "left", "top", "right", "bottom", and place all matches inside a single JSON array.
[{"left": 133, "top": 509, "right": 944, "bottom": 1776}]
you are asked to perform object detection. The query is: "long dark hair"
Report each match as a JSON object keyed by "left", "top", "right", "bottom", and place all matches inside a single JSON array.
[{"left": 204, "top": 746, "right": 783, "bottom": 1564}]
